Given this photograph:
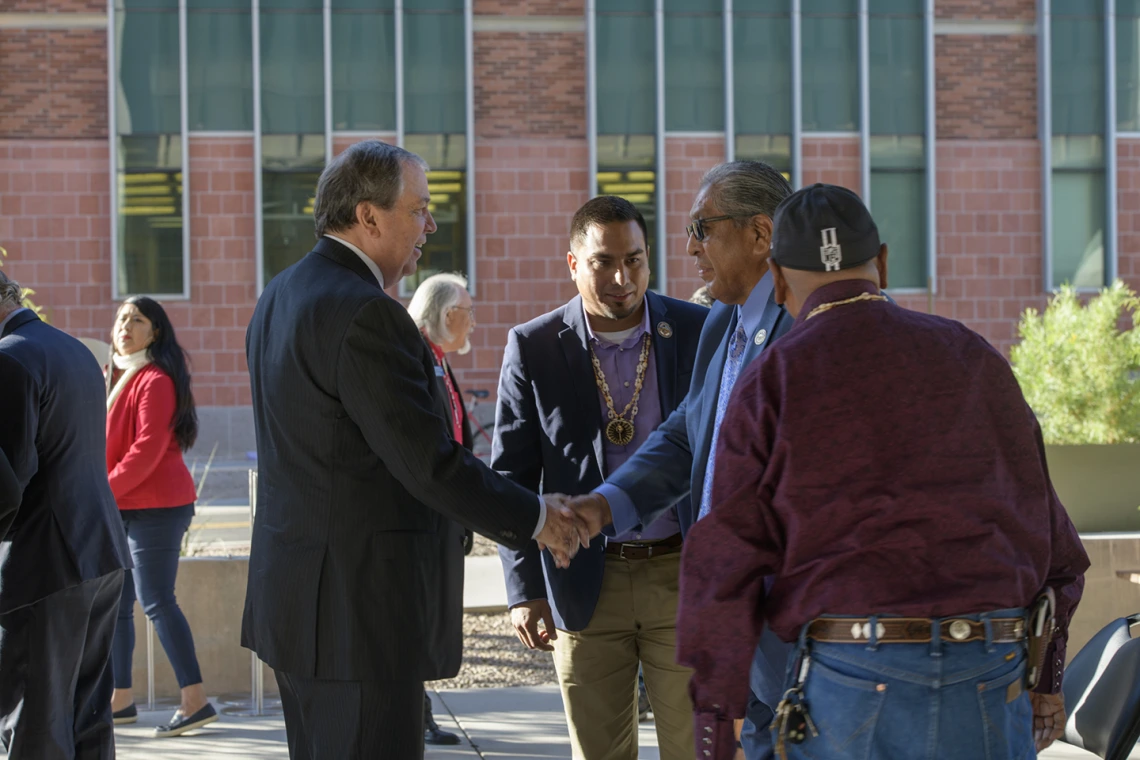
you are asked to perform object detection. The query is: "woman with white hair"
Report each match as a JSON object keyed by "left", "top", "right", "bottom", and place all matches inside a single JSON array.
[{"left": 405, "top": 272, "right": 477, "bottom": 747}]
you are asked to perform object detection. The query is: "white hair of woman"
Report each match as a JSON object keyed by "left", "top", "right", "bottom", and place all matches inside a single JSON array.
[{"left": 407, "top": 272, "right": 473, "bottom": 355}]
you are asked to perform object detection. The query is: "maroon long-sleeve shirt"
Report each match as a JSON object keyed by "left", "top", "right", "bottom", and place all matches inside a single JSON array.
[{"left": 677, "top": 279, "right": 1089, "bottom": 759}]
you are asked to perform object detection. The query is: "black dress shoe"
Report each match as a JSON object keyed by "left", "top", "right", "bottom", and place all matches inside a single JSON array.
[
  {"left": 112, "top": 703, "right": 138, "bottom": 725},
  {"left": 154, "top": 703, "right": 218, "bottom": 738},
  {"left": 425, "top": 726, "right": 462, "bottom": 745}
]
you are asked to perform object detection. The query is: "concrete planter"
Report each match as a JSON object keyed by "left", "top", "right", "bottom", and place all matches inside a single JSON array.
[
  {"left": 1045, "top": 444, "right": 1140, "bottom": 534},
  {"left": 129, "top": 556, "right": 277, "bottom": 700}
]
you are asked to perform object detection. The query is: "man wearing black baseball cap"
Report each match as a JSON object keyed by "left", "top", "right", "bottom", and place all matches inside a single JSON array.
[{"left": 675, "top": 183, "right": 1089, "bottom": 760}]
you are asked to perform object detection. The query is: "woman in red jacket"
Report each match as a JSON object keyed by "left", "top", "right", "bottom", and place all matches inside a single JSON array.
[{"left": 105, "top": 297, "right": 218, "bottom": 738}]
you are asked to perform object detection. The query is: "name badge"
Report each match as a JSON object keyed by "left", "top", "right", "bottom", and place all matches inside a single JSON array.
[{"left": 434, "top": 366, "right": 446, "bottom": 377}]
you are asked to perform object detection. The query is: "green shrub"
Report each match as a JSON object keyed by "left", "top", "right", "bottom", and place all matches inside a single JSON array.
[
  {"left": 1011, "top": 280, "right": 1140, "bottom": 444},
  {"left": 0, "top": 246, "right": 47, "bottom": 322}
]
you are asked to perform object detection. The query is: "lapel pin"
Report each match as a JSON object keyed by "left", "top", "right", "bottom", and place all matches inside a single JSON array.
[
  {"left": 656, "top": 322, "right": 673, "bottom": 339},
  {"left": 754, "top": 328, "right": 767, "bottom": 346}
]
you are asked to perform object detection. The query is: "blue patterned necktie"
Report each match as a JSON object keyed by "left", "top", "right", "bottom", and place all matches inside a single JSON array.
[{"left": 698, "top": 322, "right": 748, "bottom": 520}]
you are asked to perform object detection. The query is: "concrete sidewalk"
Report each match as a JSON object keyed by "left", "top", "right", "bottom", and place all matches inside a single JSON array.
[{"left": 97, "top": 685, "right": 1131, "bottom": 760}]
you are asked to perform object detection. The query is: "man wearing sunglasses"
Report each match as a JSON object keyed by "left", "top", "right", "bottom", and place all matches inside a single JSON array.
[{"left": 566, "top": 160, "right": 798, "bottom": 759}]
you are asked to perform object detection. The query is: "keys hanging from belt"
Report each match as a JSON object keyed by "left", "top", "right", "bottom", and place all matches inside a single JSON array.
[{"left": 775, "top": 653, "right": 818, "bottom": 760}]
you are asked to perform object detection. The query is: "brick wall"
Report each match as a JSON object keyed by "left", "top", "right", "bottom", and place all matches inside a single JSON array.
[
  {"left": 474, "top": 32, "right": 585, "bottom": 140},
  {"left": 449, "top": 138, "right": 589, "bottom": 394},
  {"left": 935, "top": 0, "right": 1034, "bottom": 19},
  {"left": 802, "top": 137, "right": 862, "bottom": 194},
  {"left": 890, "top": 140, "right": 1045, "bottom": 352},
  {"left": 936, "top": 35, "right": 1037, "bottom": 140},
  {"left": 663, "top": 137, "right": 723, "bottom": 301},
  {"left": 473, "top": 0, "right": 584, "bottom": 15},
  {"left": 1117, "top": 140, "right": 1140, "bottom": 284},
  {"left": 0, "top": 29, "right": 108, "bottom": 139},
  {"left": 0, "top": 0, "right": 104, "bottom": 11}
]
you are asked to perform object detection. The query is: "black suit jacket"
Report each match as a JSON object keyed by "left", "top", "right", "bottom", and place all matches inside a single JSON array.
[
  {"left": 243, "top": 238, "right": 539, "bottom": 682},
  {"left": 0, "top": 448, "right": 17, "bottom": 541},
  {"left": 0, "top": 310, "right": 130, "bottom": 613},
  {"left": 494, "top": 292, "right": 708, "bottom": 630}
]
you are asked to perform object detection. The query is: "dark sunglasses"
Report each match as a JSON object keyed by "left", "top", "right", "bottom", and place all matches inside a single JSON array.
[{"left": 685, "top": 214, "right": 750, "bottom": 242}]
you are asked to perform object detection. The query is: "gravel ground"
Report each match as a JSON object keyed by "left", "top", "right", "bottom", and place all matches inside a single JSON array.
[
  {"left": 429, "top": 612, "right": 558, "bottom": 690},
  {"left": 469, "top": 533, "right": 500, "bottom": 558}
]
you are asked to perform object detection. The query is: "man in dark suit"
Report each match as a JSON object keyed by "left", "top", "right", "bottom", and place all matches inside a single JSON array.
[
  {"left": 243, "top": 140, "right": 587, "bottom": 760},
  {"left": 494, "top": 196, "right": 709, "bottom": 760},
  {"left": 568, "top": 162, "right": 798, "bottom": 760},
  {"left": 0, "top": 269, "right": 131, "bottom": 759}
]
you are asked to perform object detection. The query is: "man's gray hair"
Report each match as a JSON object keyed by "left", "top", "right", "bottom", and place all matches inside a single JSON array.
[
  {"left": 0, "top": 270, "right": 23, "bottom": 314},
  {"left": 700, "top": 160, "right": 794, "bottom": 222},
  {"left": 313, "top": 140, "right": 429, "bottom": 237},
  {"left": 407, "top": 272, "right": 469, "bottom": 347}
]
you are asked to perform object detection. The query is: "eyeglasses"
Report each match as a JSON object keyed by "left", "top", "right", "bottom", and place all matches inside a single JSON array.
[
  {"left": 451, "top": 305, "right": 475, "bottom": 320},
  {"left": 685, "top": 215, "right": 748, "bottom": 242}
]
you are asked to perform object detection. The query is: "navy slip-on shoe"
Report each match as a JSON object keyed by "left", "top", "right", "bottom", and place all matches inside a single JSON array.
[
  {"left": 154, "top": 703, "right": 218, "bottom": 738},
  {"left": 112, "top": 703, "right": 138, "bottom": 725}
]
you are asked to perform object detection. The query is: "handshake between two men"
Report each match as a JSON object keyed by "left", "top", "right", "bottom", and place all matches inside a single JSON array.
[{"left": 533, "top": 493, "right": 615, "bottom": 568}]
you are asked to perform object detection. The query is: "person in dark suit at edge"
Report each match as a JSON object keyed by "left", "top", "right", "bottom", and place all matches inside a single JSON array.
[
  {"left": 406, "top": 271, "right": 480, "bottom": 746},
  {"left": 0, "top": 269, "right": 131, "bottom": 759},
  {"left": 243, "top": 140, "right": 589, "bottom": 760}
]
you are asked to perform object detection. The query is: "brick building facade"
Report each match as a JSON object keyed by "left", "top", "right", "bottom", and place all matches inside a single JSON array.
[{"left": 0, "top": 0, "right": 1131, "bottom": 456}]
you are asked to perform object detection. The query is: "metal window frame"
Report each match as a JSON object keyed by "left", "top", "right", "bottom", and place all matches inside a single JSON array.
[
  {"left": 792, "top": 0, "right": 803, "bottom": 188},
  {"left": 323, "top": 0, "right": 333, "bottom": 163},
  {"left": 587, "top": 0, "right": 597, "bottom": 196},
  {"left": 1107, "top": 0, "right": 1119, "bottom": 284},
  {"left": 858, "top": 0, "right": 870, "bottom": 203},
  {"left": 1040, "top": 0, "right": 1053, "bottom": 291},
  {"left": 925, "top": 0, "right": 937, "bottom": 294},
  {"left": 252, "top": 0, "right": 265, "bottom": 293},
  {"left": 655, "top": 0, "right": 668, "bottom": 296},
  {"left": 1041, "top": 0, "right": 1116, "bottom": 291},
  {"left": 108, "top": 0, "right": 192, "bottom": 301},
  {"left": 724, "top": 0, "right": 735, "bottom": 162}
]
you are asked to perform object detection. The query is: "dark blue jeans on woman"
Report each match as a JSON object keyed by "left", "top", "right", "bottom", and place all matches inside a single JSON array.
[{"left": 111, "top": 504, "right": 203, "bottom": 690}]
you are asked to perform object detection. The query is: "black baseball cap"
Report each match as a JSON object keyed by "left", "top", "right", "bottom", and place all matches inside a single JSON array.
[{"left": 770, "top": 184, "right": 881, "bottom": 272}]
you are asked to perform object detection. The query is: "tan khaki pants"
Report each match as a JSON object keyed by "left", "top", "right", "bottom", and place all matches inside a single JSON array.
[{"left": 551, "top": 552, "right": 695, "bottom": 760}]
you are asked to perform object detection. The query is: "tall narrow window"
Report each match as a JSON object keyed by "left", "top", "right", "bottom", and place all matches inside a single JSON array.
[
  {"left": 332, "top": 0, "right": 397, "bottom": 132},
  {"left": 596, "top": 0, "right": 659, "bottom": 288},
  {"left": 734, "top": 0, "right": 792, "bottom": 176},
  {"left": 869, "top": 0, "right": 925, "bottom": 289},
  {"left": 260, "top": 0, "right": 326, "bottom": 286},
  {"left": 664, "top": 0, "right": 723, "bottom": 132},
  {"left": 187, "top": 0, "right": 253, "bottom": 131},
  {"left": 113, "top": 0, "right": 186, "bottom": 296},
  {"left": 1051, "top": 0, "right": 1107, "bottom": 289},
  {"left": 402, "top": 0, "right": 468, "bottom": 291},
  {"left": 801, "top": 0, "right": 859, "bottom": 132},
  {"left": 1119, "top": 0, "right": 1140, "bottom": 131}
]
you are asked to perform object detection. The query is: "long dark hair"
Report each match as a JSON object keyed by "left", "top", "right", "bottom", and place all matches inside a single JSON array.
[{"left": 114, "top": 296, "right": 198, "bottom": 452}]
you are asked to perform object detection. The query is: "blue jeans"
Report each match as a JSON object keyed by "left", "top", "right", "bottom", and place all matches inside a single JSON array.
[
  {"left": 111, "top": 504, "right": 203, "bottom": 690},
  {"left": 779, "top": 609, "right": 1034, "bottom": 760},
  {"left": 741, "top": 626, "right": 796, "bottom": 759}
]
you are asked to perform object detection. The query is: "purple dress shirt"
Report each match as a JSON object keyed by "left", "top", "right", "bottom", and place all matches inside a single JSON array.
[{"left": 585, "top": 303, "right": 680, "bottom": 543}]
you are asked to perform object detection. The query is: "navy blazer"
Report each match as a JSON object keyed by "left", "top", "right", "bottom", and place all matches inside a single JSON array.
[
  {"left": 606, "top": 289, "right": 793, "bottom": 535},
  {"left": 493, "top": 291, "right": 708, "bottom": 631},
  {"left": 0, "top": 310, "right": 130, "bottom": 613}
]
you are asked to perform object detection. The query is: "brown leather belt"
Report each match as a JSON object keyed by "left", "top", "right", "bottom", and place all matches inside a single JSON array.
[
  {"left": 807, "top": 616, "right": 1027, "bottom": 645},
  {"left": 604, "top": 533, "right": 683, "bottom": 560}
]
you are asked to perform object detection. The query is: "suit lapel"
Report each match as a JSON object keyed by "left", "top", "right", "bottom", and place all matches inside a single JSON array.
[
  {"left": 312, "top": 236, "right": 384, "bottom": 290},
  {"left": 692, "top": 305, "right": 737, "bottom": 500},
  {"left": 740, "top": 288, "right": 787, "bottom": 370},
  {"left": 559, "top": 297, "right": 607, "bottom": 480},
  {"left": 646, "top": 292, "right": 677, "bottom": 418}
]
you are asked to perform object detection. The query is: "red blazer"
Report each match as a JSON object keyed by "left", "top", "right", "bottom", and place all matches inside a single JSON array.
[{"left": 106, "top": 364, "right": 197, "bottom": 511}]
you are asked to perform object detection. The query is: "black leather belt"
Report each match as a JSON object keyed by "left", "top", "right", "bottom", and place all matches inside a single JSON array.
[{"left": 604, "top": 533, "right": 683, "bottom": 560}]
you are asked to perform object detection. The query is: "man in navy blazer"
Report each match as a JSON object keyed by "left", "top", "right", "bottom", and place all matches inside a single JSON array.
[
  {"left": 569, "top": 162, "right": 797, "bottom": 759},
  {"left": 494, "top": 197, "right": 708, "bottom": 760},
  {"left": 0, "top": 270, "right": 131, "bottom": 759}
]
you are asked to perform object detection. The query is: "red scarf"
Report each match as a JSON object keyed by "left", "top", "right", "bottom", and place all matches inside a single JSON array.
[{"left": 428, "top": 338, "right": 464, "bottom": 443}]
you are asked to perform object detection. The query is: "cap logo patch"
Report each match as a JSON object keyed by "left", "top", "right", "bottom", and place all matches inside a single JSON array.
[{"left": 820, "top": 228, "right": 842, "bottom": 272}]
